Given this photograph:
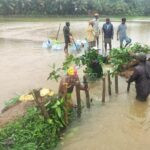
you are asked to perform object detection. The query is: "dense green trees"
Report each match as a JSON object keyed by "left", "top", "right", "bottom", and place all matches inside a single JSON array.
[{"left": 0, "top": 0, "right": 149, "bottom": 16}]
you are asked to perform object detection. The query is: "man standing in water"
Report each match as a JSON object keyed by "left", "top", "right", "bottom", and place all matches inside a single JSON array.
[
  {"left": 117, "top": 18, "right": 131, "bottom": 48},
  {"left": 63, "top": 22, "right": 72, "bottom": 56},
  {"left": 93, "top": 13, "right": 100, "bottom": 48},
  {"left": 128, "top": 54, "right": 150, "bottom": 101},
  {"left": 59, "top": 66, "right": 87, "bottom": 103},
  {"left": 102, "top": 18, "right": 114, "bottom": 54}
]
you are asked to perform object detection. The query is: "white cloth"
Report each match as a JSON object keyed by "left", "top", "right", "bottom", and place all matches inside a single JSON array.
[{"left": 93, "top": 18, "right": 100, "bottom": 35}]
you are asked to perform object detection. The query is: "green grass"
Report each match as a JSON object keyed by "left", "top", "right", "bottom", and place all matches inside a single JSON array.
[
  {"left": 0, "top": 15, "right": 149, "bottom": 22},
  {"left": 0, "top": 95, "right": 74, "bottom": 150}
]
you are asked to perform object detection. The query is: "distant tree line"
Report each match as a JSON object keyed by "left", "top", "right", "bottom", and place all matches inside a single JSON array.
[{"left": 0, "top": 0, "right": 149, "bottom": 16}]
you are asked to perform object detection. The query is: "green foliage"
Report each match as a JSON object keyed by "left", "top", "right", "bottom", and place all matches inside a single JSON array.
[
  {"left": 130, "top": 43, "right": 150, "bottom": 54},
  {"left": 80, "top": 49, "right": 104, "bottom": 79},
  {"left": 47, "top": 64, "right": 61, "bottom": 81},
  {"left": 48, "top": 49, "right": 104, "bottom": 81},
  {"left": 62, "top": 54, "right": 81, "bottom": 70},
  {"left": 4, "top": 96, "right": 20, "bottom": 109},
  {"left": 110, "top": 43, "right": 150, "bottom": 74},
  {"left": 0, "top": 96, "right": 72, "bottom": 150},
  {"left": 0, "top": 0, "right": 149, "bottom": 16}
]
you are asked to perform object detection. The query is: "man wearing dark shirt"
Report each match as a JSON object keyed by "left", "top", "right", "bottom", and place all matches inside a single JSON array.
[
  {"left": 102, "top": 18, "right": 114, "bottom": 53},
  {"left": 63, "top": 22, "right": 71, "bottom": 55}
]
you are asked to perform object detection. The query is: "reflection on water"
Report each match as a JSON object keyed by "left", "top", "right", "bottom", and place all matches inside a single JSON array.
[{"left": 0, "top": 20, "right": 150, "bottom": 150}]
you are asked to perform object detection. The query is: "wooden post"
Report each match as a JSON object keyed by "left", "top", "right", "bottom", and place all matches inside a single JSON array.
[
  {"left": 32, "top": 89, "right": 49, "bottom": 119},
  {"left": 83, "top": 76, "right": 90, "bottom": 108},
  {"left": 107, "top": 71, "right": 111, "bottom": 96},
  {"left": 115, "top": 74, "right": 119, "bottom": 94},
  {"left": 75, "top": 83, "right": 81, "bottom": 117},
  {"left": 56, "top": 24, "right": 61, "bottom": 40},
  {"left": 102, "top": 77, "right": 106, "bottom": 103},
  {"left": 63, "top": 95, "right": 68, "bottom": 125}
]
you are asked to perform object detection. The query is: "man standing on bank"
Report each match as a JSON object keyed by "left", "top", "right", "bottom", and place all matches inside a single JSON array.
[
  {"left": 63, "top": 22, "right": 72, "bottom": 56},
  {"left": 102, "top": 18, "right": 114, "bottom": 54},
  {"left": 117, "top": 18, "right": 131, "bottom": 48},
  {"left": 93, "top": 13, "right": 100, "bottom": 48}
]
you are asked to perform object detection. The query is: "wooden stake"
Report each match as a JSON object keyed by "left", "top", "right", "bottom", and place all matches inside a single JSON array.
[
  {"left": 115, "top": 75, "right": 119, "bottom": 94},
  {"left": 107, "top": 71, "right": 111, "bottom": 95},
  {"left": 83, "top": 76, "right": 90, "bottom": 108},
  {"left": 32, "top": 89, "right": 49, "bottom": 119},
  {"left": 102, "top": 77, "right": 106, "bottom": 103},
  {"left": 63, "top": 95, "right": 68, "bottom": 125},
  {"left": 56, "top": 24, "right": 61, "bottom": 40},
  {"left": 75, "top": 83, "right": 81, "bottom": 117}
]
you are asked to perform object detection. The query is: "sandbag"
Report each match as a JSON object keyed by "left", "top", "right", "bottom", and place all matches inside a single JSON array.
[{"left": 42, "top": 40, "right": 52, "bottom": 48}]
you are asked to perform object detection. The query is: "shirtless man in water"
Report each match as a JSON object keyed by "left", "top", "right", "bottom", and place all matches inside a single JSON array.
[{"left": 58, "top": 66, "right": 86, "bottom": 100}]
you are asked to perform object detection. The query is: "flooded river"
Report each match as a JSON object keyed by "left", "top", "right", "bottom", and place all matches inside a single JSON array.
[{"left": 0, "top": 19, "right": 150, "bottom": 150}]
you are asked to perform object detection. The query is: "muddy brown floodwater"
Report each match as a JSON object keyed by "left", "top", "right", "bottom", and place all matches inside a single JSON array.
[{"left": 0, "top": 19, "right": 150, "bottom": 150}]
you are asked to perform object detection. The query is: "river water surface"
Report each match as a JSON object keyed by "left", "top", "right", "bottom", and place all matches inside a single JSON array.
[{"left": 0, "top": 19, "right": 150, "bottom": 150}]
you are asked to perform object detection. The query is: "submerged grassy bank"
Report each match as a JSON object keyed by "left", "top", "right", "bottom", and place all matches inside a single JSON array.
[
  {"left": 0, "top": 15, "right": 150, "bottom": 22},
  {"left": 0, "top": 90, "right": 74, "bottom": 150}
]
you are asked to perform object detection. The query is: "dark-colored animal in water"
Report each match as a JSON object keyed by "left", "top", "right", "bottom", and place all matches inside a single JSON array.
[
  {"left": 128, "top": 54, "right": 150, "bottom": 101},
  {"left": 90, "top": 60, "right": 103, "bottom": 78}
]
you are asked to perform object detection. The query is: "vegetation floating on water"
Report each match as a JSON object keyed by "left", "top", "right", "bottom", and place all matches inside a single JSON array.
[
  {"left": 48, "top": 49, "right": 105, "bottom": 81},
  {"left": 109, "top": 43, "right": 150, "bottom": 74}
]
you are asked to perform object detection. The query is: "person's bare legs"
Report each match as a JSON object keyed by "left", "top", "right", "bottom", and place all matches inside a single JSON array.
[
  {"left": 96, "top": 36, "right": 99, "bottom": 48},
  {"left": 109, "top": 42, "right": 112, "bottom": 50},
  {"left": 64, "top": 43, "right": 69, "bottom": 56},
  {"left": 104, "top": 42, "right": 107, "bottom": 55}
]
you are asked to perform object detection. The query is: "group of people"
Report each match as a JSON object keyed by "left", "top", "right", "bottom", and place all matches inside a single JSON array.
[
  {"left": 87, "top": 14, "right": 131, "bottom": 52},
  {"left": 62, "top": 14, "right": 150, "bottom": 104},
  {"left": 63, "top": 13, "right": 132, "bottom": 56}
]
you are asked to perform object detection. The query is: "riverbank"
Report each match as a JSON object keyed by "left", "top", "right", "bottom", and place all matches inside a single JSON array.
[{"left": 0, "top": 15, "right": 150, "bottom": 22}]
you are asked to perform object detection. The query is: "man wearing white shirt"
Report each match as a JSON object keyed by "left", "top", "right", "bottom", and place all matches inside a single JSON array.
[{"left": 93, "top": 13, "right": 100, "bottom": 48}]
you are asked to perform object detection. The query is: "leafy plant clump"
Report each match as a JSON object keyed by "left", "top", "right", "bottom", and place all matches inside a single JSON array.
[
  {"left": 0, "top": 95, "right": 73, "bottom": 150},
  {"left": 110, "top": 43, "right": 150, "bottom": 73},
  {"left": 48, "top": 49, "right": 105, "bottom": 81},
  {"left": 80, "top": 49, "right": 104, "bottom": 79}
]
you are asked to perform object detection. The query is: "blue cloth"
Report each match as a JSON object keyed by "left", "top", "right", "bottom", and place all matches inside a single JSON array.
[
  {"left": 117, "top": 24, "right": 127, "bottom": 39},
  {"left": 102, "top": 23, "right": 114, "bottom": 38}
]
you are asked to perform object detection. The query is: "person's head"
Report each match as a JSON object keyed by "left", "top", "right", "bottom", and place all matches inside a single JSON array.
[
  {"left": 67, "top": 66, "right": 78, "bottom": 77},
  {"left": 66, "top": 22, "right": 70, "bottom": 27},
  {"left": 94, "top": 13, "right": 99, "bottom": 20},
  {"left": 106, "top": 18, "right": 110, "bottom": 24},
  {"left": 122, "top": 18, "right": 126, "bottom": 24},
  {"left": 89, "top": 20, "right": 94, "bottom": 26}
]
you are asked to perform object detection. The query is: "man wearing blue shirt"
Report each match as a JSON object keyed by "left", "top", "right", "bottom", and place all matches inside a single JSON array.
[{"left": 102, "top": 18, "right": 114, "bottom": 53}]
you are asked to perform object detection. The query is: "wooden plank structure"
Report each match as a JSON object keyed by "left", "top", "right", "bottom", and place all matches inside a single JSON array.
[
  {"left": 32, "top": 89, "right": 49, "bottom": 119},
  {"left": 83, "top": 76, "right": 90, "bottom": 108},
  {"left": 107, "top": 71, "right": 111, "bottom": 95},
  {"left": 102, "top": 77, "right": 106, "bottom": 103},
  {"left": 115, "top": 74, "right": 119, "bottom": 94},
  {"left": 75, "top": 83, "right": 81, "bottom": 117}
]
